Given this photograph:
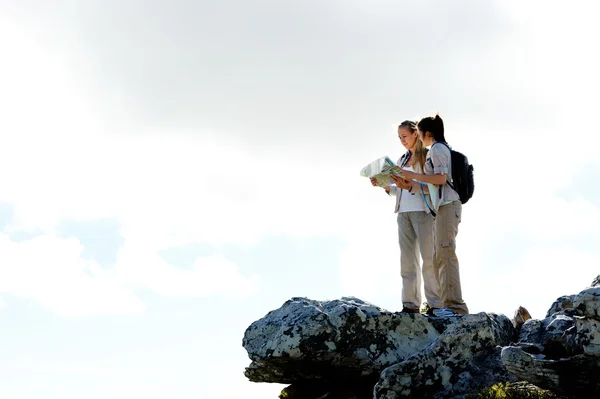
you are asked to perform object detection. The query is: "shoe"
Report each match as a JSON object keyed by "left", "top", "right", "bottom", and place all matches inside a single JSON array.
[
  {"left": 400, "top": 307, "right": 419, "bottom": 314},
  {"left": 432, "top": 308, "right": 459, "bottom": 317},
  {"left": 425, "top": 307, "right": 439, "bottom": 316}
]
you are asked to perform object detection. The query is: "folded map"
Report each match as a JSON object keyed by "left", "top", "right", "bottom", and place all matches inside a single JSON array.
[{"left": 360, "top": 156, "right": 404, "bottom": 187}]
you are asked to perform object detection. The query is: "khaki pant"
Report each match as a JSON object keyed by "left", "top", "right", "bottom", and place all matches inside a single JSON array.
[
  {"left": 434, "top": 201, "right": 469, "bottom": 314},
  {"left": 397, "top": 211, "right": 442, "bottom": 310}
]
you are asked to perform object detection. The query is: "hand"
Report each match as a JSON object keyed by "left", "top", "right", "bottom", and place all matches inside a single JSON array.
[
  {"left": 390, "top": 174, "right": 411, "bottom": 190},
  {"left": 370, "top": 177, "right": 379, "bottom": 187},
  {"left": 384, "top": 186, "right": 390, "bottom": 194},
  {"left": 401, "top": 169, "right": 416, "bottom": 181}
]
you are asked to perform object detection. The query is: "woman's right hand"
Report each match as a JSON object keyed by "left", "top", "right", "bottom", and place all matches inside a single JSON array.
[
  {"left": 390, "top": 174, "right": 410, "bottom": 190},
  {"left": 370, "top": 177, "right": 378, "bottom": 186}
]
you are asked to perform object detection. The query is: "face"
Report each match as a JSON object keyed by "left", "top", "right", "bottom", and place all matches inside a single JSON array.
[
  {"left": 418, "top": 129, "right": 433, "bottom": 146},
  {"left": 398, "top": 126, "right": 418, "bottom": 150}
]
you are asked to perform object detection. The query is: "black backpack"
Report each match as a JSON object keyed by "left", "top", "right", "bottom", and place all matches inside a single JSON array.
[{"left": 432, "top": 142, "right": 474, "bottom": 204}]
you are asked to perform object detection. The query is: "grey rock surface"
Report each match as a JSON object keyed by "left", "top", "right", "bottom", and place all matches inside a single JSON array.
[
  {"left": 501, "top": 286, "right": 600, "bottom": 397},
  {"left": 573, "top": 286, "right": 600, "bottom": 320},
  {"left": 374, "top": 313, "right": 517, "bottom": 399},
  {"left": 243, "top": 280, "right": 600, "bottom": 399},
  {"left": 545, "top": 295, "right": 575, "bottom": 318},
  {"left": 242, "top": 297, "right": 457, "bottom": 383},
  {"left": 501, "top": 347, "right": 600, "bottom": 397}
]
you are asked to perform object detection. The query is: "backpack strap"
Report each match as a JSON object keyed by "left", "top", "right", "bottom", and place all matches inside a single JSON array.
[
  {"left": 431, "top": 141, "right": 455, "bottom": 190},
  {"left": 397, "top": 151, "right": 411, "bottom": 194},
  {"left": 399, "top": 151, "right": 411, "bottom": 168}
]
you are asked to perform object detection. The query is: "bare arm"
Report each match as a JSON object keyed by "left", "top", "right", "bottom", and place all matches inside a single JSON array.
[{"left": 401, "top": 169, "right": 447, "bottom": 185}]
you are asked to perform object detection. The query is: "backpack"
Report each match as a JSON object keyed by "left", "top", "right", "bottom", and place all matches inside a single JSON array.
[{"left": 432, "top": 142, "right": 474, "bottom": 204}]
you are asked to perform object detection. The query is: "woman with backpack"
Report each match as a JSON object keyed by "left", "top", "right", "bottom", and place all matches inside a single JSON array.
[
  {"left": 399, "top": 114, "right": 469, "bottom": 316},
  {"left": 370, "top": 120, "right": 443, "bottom": 315}
]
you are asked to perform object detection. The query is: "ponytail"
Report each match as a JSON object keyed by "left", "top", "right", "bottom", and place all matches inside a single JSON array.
[{"left": 418, "top": 113, "right": 447, "bottom": 143}]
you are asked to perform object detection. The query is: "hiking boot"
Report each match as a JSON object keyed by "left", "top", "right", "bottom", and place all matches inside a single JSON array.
[
  {"left": 400, "top": 307, "right": 419, "bottom": 314},
  {"left": 425, "top": 307, "right": 439, "bottom": 316}
]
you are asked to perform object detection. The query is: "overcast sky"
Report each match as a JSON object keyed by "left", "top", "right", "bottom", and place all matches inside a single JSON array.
[{"left": 1, "top": 1, "right": 600, "bottom": 398}]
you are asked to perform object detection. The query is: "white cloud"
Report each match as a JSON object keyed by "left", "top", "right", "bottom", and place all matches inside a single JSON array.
[
  {"left": 2, "top": 0, "right": 600, "bottom": 321},
  {"left": 474, "top": 247, "right": 600, "bottom": 320},
  {"left": 516, "top": 195, "right": 600, "bottom": 241},
  {"left": 2, "top": 3, "right": 600, "bottom": 399},
  {"left": 338, "top": 213, "right": 401, "bottom": 302},
  {"left": 116, "top": 248, "right": 259, "bottom": 298},
  {"left": 518, "top": 248, "right": 600, "bottom": 316},
  {"left": 0, "top": 234, "right": 145, "bottom": 317}
]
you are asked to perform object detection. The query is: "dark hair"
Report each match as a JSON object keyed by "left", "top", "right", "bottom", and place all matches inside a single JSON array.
[
  {"left": 398, "top": 120, "right": 417, "bottom": 133},
  {"left": 417, "top": 114, "right": 446, "bottom": 143}
]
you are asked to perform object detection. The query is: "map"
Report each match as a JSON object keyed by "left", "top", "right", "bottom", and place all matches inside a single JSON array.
[{"left": 360, "top": 156, "right": 404, "bottom": 187}]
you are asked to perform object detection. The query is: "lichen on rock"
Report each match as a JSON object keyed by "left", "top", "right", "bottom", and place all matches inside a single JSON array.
[
  {"left": 243, "top": 276, "right": 600, "bottom": 398},
  {"left": 374, "top": 313, "right": 516, "bottom": 399},
  {"left": 242, "top": 296, "right": 457, "bottom": 384},
  {"left": 501, "top": 285, "right": 600, "bottom": 397}
]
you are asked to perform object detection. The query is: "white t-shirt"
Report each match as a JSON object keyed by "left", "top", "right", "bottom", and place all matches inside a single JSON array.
[{"left": 398, "top": 165, "right": 426, "bottom": 213}]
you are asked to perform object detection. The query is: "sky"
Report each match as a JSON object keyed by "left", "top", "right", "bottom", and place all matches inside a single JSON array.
[{"left": 1, "top": 0, "right": 600, "bottom": 398}]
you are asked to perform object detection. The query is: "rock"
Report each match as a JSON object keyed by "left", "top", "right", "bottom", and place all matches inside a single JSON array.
[
  {"left": 517, "top": 312, "right": 580, "bottom": 359},
  {"left": 512, "top": 306, "right": 531, "bottom": 329},
  {"left": 573, "top": 286, "right": 600, "bottom": 319},
  {"left": 279, "top": 380, "right": 374, "bottom": 399},
  {"left": 501, "top": 347, "right": 600, "bottom": 397},
  {"left": 373, "top": 313, "right": 517, "bottom": 399},
  {"left": 543, "top": 279, "right": 600, "bottom": 318},
  {"left": 243, "top": 275, "right": 600, "bottom": 398},
  {"left": 501, "top": 285, "right": 600, "bottom": 396},
  {"left": 545, "top": 295, "right": 575, "bottom": 318},
  {"left": 242, "top": 297, "right": 457, "bottom": 384}
]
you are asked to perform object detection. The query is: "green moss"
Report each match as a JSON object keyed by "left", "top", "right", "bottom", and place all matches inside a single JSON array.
[
  {"left": 421, "top": 302, "right": 431, "bottom": 314},
  {"left": 467, "top": 382, "right": 562, "bottom": 399}
]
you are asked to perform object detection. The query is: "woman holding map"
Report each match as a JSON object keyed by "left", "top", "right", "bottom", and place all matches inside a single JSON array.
[
  {"left": 399, "top": 114, "right": 469, "bottom": 316},
  {"left": 371, "top": 120, "right": 442, "bottom": 315}
]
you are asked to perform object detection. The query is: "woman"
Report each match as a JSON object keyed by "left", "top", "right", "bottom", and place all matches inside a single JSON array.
[
  {"left": 400, "top": 114, "right": 469, "bottom": 316},
  {"left": 371, "top": 120, "right": 442, "bottom": 314}
]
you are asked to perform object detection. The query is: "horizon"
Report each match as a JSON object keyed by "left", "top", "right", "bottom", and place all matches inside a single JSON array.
[{"left": 1, "top": 1, "right": 600, "bottom": 398}]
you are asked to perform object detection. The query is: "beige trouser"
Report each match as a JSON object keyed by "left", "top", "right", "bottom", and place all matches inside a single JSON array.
[
  {"left": 397, "top": 211, "right": 443, "bottom": 310},
  {"left": 434, "top": 201, "right": 469, "bottom": 314}
]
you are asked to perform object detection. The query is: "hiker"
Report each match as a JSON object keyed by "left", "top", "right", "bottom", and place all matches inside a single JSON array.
[
  {"left": 399, "top": 114, "right": 469, "bottom": 316},
  {"left": 370, "top": 120, "right": 442, "bottom": 315}
]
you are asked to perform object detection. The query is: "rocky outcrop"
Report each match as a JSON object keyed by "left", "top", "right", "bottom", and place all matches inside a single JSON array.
[
  {"left": 243, "top": 275, "right": 600, "bottom": 398},
  {"left": 374, "top": 313, "right": 516, "bottom": 399},
  {"left": 501, "top": 284, "right": 600, "bottom": 397},
  {"left": 243, "top": 297, "right": 457, "bottom": 384},
  {"left": 243, "top": 297, "right": 517, "bottom": 398}
]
